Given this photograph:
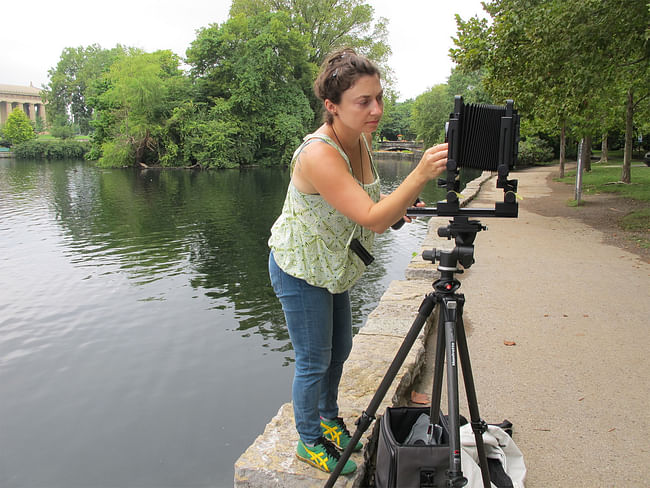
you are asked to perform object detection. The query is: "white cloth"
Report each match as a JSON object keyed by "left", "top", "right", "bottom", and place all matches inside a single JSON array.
[{"left": 460, "top": 423, "right": 527, "bottom": 488}]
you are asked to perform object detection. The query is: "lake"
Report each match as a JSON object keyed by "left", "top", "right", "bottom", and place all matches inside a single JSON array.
[{"left": 0, "top": 157, "right": 477, "bottom": 488}]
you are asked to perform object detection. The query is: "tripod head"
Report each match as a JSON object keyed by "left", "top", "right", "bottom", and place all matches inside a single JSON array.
[{"left": 422, "top": 216, "right": 485, "bottom": 295}]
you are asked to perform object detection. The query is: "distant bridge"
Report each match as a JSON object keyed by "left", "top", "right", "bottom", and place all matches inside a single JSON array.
[
  {"left": 0, "top": 83, "right": 47, "bottom": 125},
  {"left": 377, "top": 140, "right": 423, "bottom": 152}
]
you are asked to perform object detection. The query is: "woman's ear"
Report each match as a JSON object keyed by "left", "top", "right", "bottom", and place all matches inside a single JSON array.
[{"left": 324, "top": 99, "right": 337, "bottom": 117}]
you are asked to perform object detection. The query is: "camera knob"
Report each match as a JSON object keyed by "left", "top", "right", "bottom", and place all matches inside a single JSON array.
[{"left": 422, "top": 249, "right": 437, "bottom": 262}]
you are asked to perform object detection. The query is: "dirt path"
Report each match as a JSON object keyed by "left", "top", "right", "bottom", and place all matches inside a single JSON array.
[{"left": 524, "top": 164, "right": 649, "bottom": 263}]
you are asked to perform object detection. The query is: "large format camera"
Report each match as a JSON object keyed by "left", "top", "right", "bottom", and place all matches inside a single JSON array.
[{"left": 409, "top": 95, "right": 521, "bottom": 219}]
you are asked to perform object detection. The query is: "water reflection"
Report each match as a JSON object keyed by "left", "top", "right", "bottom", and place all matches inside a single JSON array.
[
  {"left": 1, "top": 158, "right": 480, "bottom": 347},
  {"left": 0, "top": 157, "right": 479, "bottom": 487}
]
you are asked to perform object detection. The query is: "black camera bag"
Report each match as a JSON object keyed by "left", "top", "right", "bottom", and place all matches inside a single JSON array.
[{"left": 375, "top": 406, "right": 453, "bottom": 488}]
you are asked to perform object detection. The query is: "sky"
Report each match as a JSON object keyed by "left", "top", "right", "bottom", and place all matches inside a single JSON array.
[{"left": 1, "top": 0, "right": 487, "bottom": 101}]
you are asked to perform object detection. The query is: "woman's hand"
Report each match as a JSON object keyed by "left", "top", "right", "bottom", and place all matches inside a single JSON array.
[
  {"left": 402, "top": 198, "right": 426, "bottom": 225},
  {"left": 417, "top": 143, "right": 448, "bottom": 181}
]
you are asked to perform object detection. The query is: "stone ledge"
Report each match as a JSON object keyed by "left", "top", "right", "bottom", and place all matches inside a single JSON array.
[
  {"left": 234, "top": 308, "right": 433, "bottom": 488},
  {"left": 234, "top": 172, "right": 494, "bottom": 487}
]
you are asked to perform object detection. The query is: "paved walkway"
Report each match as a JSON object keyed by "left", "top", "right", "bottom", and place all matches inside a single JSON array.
[{"left": 414, "top": 165, "right": 650, "bottom": 486}]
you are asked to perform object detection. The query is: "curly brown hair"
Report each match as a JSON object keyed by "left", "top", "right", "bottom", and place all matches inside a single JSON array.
[{"left": 313, "top": 49, "right": 381, "bottom": 124}]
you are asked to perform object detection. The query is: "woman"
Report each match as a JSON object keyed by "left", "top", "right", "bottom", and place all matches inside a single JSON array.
[{"left": 268, "top": 49, "right": 448, "bottom": 475}]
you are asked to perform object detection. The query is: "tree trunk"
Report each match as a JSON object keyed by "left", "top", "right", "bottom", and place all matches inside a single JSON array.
[
  {"left": 622, "top": 88, "right": 633, "bottom": 183},
  {"left": 600, "top": 133, "right": 608, "bottom": 163},
  {"left": 583, "top": 134, "right": 592, "bottom": 172},
  {"left": 559, "top": 121, "right": 566, "bottom": 178}
]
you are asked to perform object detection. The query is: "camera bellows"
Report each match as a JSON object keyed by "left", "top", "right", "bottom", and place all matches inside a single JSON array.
[{"left": 449, "top": 97, "right": 520, "bottom": 172}]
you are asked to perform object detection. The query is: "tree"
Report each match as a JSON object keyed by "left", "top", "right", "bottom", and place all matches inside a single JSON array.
[
  {"left": 379, "top": 98, "right": 415, "bottom": 141},
  {"left": 447, "top": 67, "right": 492, "bottom": 105},
  {"left": 90, "top": 50, "right": 189, "bottom": 167},
  {"left": 44, "top": 44, "right": 126, "bottom": 134},
  {"left": 186, "top": 11, "right": 315, "bottom": 167},
  {"left": 229, "top": 0, "right": 393, "bottom": 121},
  {"left": 4, "top": 108, "right": 35, "bottom": 145},
  {"left": 229, "top": 0, "right": 391, "bottom": 66},
  {"left": 411, "top": 85, "right": 453, "bottom": 148},
  {"left": 451, "top": 0, "right": 650, "bottom": 183}
]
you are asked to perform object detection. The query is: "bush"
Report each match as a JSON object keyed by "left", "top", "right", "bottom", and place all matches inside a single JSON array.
[
  {"left": 517, "top": 136, "right": 554, "bottom": 166},
  {"left": 13, "top": 139, "right": 91, "bottom": 159},
  {"left": 50, "top": 124, "right": 76, "bottom": 140},
  {"left": 97, "top": 138, "right": 135, "bottom": 167},
  {"left": 4, "top": 108, "right": 36, "bottom": 145}
]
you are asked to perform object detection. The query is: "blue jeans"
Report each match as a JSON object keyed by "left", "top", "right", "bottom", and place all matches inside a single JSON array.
[{"left": 268, "top": 252, "right": 353, "bottom": 445}]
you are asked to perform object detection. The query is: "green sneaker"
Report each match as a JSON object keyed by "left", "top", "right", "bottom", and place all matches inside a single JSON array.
[
  {"left": 296, "top": 436, "right": 357, "bottom": 475},
  {"left": 320, "top": 417, "right": 363, "bottom": 452}
]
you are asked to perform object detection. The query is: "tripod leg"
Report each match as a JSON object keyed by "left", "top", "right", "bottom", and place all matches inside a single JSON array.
[
  {"left": 324, "top": 293, "right": 437, "bottom": 488},
  {"left": 442, "top": 297, "right": 466, "bottom": 486},
  {"left": 456, "top": 305, "right": 491, "bottom": 488},
  {"left": 428, "top": 296, "right": 446, "bottom": 430}
]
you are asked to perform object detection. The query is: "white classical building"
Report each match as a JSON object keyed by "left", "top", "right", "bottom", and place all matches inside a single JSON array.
[{"left": 0, "top": 83, "right": 46, "bottom": 125}]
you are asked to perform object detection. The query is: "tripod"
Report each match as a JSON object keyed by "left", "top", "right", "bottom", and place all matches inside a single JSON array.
[{"left": 325, "top": 216, "right": 492, "bottom": 488}]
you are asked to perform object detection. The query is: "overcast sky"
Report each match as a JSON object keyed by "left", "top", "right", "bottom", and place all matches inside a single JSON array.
[{"left": 1, "top": 0, "right": 487, "bottom": 101}]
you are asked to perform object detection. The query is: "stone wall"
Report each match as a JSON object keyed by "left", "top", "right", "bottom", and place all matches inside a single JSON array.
[
  {"left": 372, "top": 150, "right": 423, "bottom": 162},
  {"left": 234, "top": 172, "right": 493, "bottom": 487}
]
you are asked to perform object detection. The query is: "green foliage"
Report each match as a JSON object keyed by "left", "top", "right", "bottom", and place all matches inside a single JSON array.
[
  {"left": 50, "top": 123, "right": 75, "bottom": 139},
  {"left": 32, "top": 116, "right": 45, "bottom": 134},
  {"left": 228, "top": 0, "right": 393, "bottom": 119},
  {"left": 517, "top": 136, "right": 554, "bottom": 166},
  {"left": 98, "top": 137, "right": 135, "bottom": 167},
  {"left": 451, "top": 0, "right": 650, "bottom": 185},
  {"left": 90, "top": 50, "right": 190, "bottom": 167},
  {"left": 411, "top": 85, "right": 453, "bottom": 147},
  {"left": 451, "top": 0, "right": 649, "bottom": 150},
  {"left": 379, "top": 98, "right": 415, "bottom": 141},
  {"left": 46, "top": 2, "right": 392, "bottom": 168},
  {"left": 44, "top": 44, "right": 126, "bottom": 134},
  {"left": 13, "top": 139, "right": 91, "bottom": 159},
  {"left": 407, "top": 69, "right": 494, "bottom": 147},
  {"left": 447, "top": 67, "right": 492, "bottom": 104},
  {"left": 186, "top": 11, "right": 315, "bottom": 167},
  {"left": 161, "top": 100, "right": 244, "bottom": 168},
  {"left": 4, "top": 109, "right": 36, "bottom": 145},
  {"left": 229, "top": 0, "right": 391, "bottom": 65}
]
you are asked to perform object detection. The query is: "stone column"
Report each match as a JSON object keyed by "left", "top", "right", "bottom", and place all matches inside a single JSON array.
[
  {"left": 0, "top": 101, "right": 9, "bottom": 124},
  {"left": 4, "top": 101, "right": 14, "bottom": 123},
  {"left": 37, "top": 103, "right": 47, "bottom": 124},
  {"left": 28, "top": 103, "right": 36, "bottom": 121}
]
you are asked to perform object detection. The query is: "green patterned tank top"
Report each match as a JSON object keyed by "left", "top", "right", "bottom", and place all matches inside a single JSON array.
[{"left": 268, "top": 133, "right": 381, "bottom": 293}]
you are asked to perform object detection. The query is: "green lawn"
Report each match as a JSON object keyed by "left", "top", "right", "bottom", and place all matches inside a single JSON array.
[
  {"left": 558, "top": 160, "right": 649, "bottom": 248},
  {"left": 558, "top": 162, "right": 650, "bottom": 201},
  {"left": 37, "top": 134, "right": 90, "bottom": 142}
]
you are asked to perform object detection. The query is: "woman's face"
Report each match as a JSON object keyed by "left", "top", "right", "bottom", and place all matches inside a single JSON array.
[{"left": 331, "top": 74, "right": 383, "bottom": 133}]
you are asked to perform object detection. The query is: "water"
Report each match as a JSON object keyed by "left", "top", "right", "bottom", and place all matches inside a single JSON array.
[{"left": 0, "top": 157, "right": 478, "bottom": 488}]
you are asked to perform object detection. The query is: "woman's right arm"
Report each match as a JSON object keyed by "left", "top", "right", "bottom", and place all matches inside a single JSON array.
[{"left": 295, "top": 141, "right": 448, "bottom": 234}]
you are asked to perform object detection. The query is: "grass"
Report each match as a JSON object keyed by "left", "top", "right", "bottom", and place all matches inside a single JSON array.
[
  {"left": 37, "top": 134, "right": 90, "bottom": 142},
  {"left": 557, "top": 160, "right": 649, "bottom": 249},
  {"left": 558, "top": 160, "right": 650, "bottom": 201},
  {"left": 621, "top": 208, "right": 650, "bottom": 232}
]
